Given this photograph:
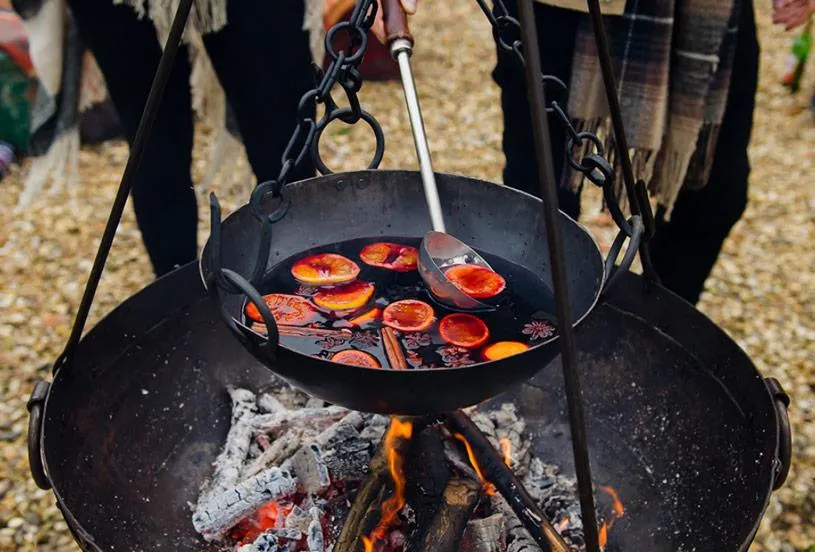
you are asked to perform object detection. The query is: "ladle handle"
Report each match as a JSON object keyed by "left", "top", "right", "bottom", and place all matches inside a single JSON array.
[{"left": 381, "top": 0, "right": 413, "bottom": 45}]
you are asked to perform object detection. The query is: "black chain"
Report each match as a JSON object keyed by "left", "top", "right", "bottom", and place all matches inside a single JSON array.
[
  {"left": 475, "top": 0, "right": 637, "bottom": 237},
  {"left": 208, "top": 0, "right": 385, "bottom": 304}
]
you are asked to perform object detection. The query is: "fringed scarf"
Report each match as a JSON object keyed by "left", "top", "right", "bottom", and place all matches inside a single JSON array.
[
  {"left": 11, "top": 0, "right": 328, "bottom": 210},
  {"left": 564, "top": 0, "right": 742, "bottom": 217}
]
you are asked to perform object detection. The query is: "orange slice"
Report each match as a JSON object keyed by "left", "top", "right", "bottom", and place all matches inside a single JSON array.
[
  {"left": 439, "top": 313, "right": 491, "bottom": 349},
  {"left": 332, "top": 349, "right": 381, "bottom": 368},
  {"left": 444, "top": 264, "right": 506, "bottom": 299},
  {"left": 245, "top": 294, "right": 319, "bottom": 326},
  {"left": 291, "top": 253, "right": 360, "bottom": 286},
  {"left": 382, "top": 300, "right": 435, "bottom": 332},
  {"left": 360, "top": 242, "right": 419, "bottom": 272},
  {"left": 482, "top": 341, "right": 530, "bottom": 361},
  {"left": 313, "top": 281, "right": 375, "bottom": 312}
]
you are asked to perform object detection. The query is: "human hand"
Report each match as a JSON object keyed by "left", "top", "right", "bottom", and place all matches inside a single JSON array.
[
  {"left": 772, "top": 0, "right": 814, "bottom": 31},
  {"left": 372, "top": 0, "right": 419, "bottom": 44}
]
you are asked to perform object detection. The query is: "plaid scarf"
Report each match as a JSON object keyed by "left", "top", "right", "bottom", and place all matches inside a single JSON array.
[{"left": 566, "top": 0, "right": 743, "bottom": 217}]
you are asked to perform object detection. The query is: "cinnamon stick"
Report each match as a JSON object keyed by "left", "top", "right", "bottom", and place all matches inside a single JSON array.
[
  {"left": 251, "top": 323, "right": 352, "bottom": 339},
  {"left": 382, "top": 327, "right": 408, "bottom": 370},
  {"left": 445, "top": 411, "right": 569, "bottom": 552}
]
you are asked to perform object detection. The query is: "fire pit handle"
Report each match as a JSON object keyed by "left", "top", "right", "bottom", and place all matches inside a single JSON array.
[
  {"left": 602, "top": 215, "right": 644, "bottom": 295},
  {"left": 765, "top": 377, "right": 792, "bottom": 490},
  {"left": 27, "top": 380, "right": 51, "bottom": 490}
]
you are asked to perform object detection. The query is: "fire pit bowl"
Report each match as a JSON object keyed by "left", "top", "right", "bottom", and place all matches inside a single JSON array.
[
  {"left": 29, "top": 264, "right": 790, "bottom": 551},
  {"left": 199, "top": 170, "right": 629, "bottom": 415}
]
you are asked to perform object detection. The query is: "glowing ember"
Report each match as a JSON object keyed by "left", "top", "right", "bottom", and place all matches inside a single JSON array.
[
  {"left": 361, "top": 418, "right": 414, "bottom": 552},
  {"left": 597, "top": 485, "right": 625, "bottom": 550},
  {"left": 230, "top": 500, "right": 294, "bottom": 544},
  {"left": 453, "top": 433, "right": 497, "bottom": 496}
]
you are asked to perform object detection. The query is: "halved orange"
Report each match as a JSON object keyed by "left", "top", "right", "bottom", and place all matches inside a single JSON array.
[
  {"left": 313, "top": 281, "right": 375, "bottom": 312},
  {"left": 482, "top": 341, "right": 530, "bottom": 361},
  {"left": 360, "top": 242, "right": 419, "bottom": 272},
  {"left": 332, "top": 349, "right": 381, "bottom": 368},
  {"left": 245, "top": 293, "right": 319, "bottom": 326},
  {"left": 382, "top": 300, "right": 435, "bottom": 332},
  {"left": 439, "top": 313, "right": 490, "bottom": 349},
  {"left": 444, "top": 264, "right": 506, "bottom": 299},
  {"left": 291, "top": 253, "right": 360, "bottom": 286}
]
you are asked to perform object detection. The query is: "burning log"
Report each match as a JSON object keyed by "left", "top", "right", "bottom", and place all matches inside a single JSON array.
[
  {"left": 414, "top": 477, "right": 481, "bottom": 552},
  {"left": 445, "top": 411, "right": 569, "bottom": 552},
  {"left": 334, "top": 437, "right": 390, "bottom": 552},
  {"left": 243, "top": 427, "right": 307, "bottom": 479},
  {"left": 191, "top": 467, "right": 296, "bottom": 542},
  {"left": 491, "top": 494, "right": 541, "bottom": 552},
  {"left": 405, "top": 426, "right": 453, "bottom": 548},
  {"left": 197, "top": 388, "right": 259, "bottom": 508},
  {"left": 308, "top": 411, "right": 380, "bottom": 481},
  {"left": 462, "top": 513, "right": 507, "bottom": 552},
  {"left": 382, "top": 327, "right": 408, "bottom": 369}
]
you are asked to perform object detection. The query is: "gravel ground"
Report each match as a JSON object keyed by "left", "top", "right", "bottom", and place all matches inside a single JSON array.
[{"left": 0, "top": 1, "right": 812, "bottom": 551}]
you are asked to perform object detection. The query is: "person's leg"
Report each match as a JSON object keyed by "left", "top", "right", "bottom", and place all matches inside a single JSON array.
[
  {"left": 492, "top": 0, "right": 581, "bottom": 218},
  {"left": 66, "top": 0, "right": 197, "bottom": 276},
  {"left": 649, "top": 0, "right": 759, "bottom": 305},
  {"left": 202, "top": 0, "right": 316, "bottom": 185}
]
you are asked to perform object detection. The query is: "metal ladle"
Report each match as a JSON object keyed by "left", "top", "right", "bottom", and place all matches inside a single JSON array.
[{"left": 383, "top": 0, "right": 494, "bottom": 311}]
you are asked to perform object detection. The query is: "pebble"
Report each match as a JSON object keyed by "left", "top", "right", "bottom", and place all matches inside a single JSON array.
[{"left": 0, "top": 2, "right": 812, "bottom": 552}]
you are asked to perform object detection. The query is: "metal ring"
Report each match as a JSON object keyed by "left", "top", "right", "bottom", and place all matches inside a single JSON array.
[
  {"left": 566, "top": 132, "right": 605, "bottom": 172},
  {"left": 493, "top": 15, "right": 521, "bottom": 53},
  {"left": 542, "top": 78, "right": 568, "bottom": 114},
  {"left": 765, "top": 377, "right": 792, "bottom": 490},
  {"left": 312, "top": 108, "right": 385, "bottom": 175},
  {"left": 325, "top": 21, "right": 368, "bottom": 64},
  {"left": 601, "top": 216, "right": 643, "bottom": 295},
  {"left": 27, "top": 380, "right": 51, "bottom": 490}
]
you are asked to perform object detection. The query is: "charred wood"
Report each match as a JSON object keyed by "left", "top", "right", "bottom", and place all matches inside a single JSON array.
[
  {"left": 461, "top": 513, "right": 507, "bottom": 552},
  {"left": 197, "top": 387, "right": 258, "bottom": 508},
  {"left": 191, "top": 467, "right": 296, "bottom": 542},
  {"left": 257, "top": 392, "right": 287, "bottom": 414},
  {"left": 250, "top": 405, "right": 349, "bottom": 437},
  {"left": 290, "top": 443, "right": 332, "bottom": 495},
  {"left": 405, "top": 426, "right": 453, "bottom": 549},
  {"left": 415, "top": 477, "right": 480, "bottom": 552},
  {"left": 445, "top": 411, "right": 569, "bottom": 552},
  {"left": 491, "top": 495, "right": 541, "bottom": 552},
  {"left": 243, "top": 427, "right": 306, "bottom": 478},
  {"left": 333, "top": 438, "right": 390, "bottom": 552}
]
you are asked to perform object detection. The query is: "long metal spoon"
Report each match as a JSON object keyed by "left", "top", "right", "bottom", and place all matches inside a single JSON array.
[{"left": 383, "top": 1, "right": 494, "bottom": 311}]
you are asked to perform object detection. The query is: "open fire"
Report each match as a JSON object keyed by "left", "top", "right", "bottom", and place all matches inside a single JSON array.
[{"left": 192, "top": 383, "right": 624, "bottom": 551}]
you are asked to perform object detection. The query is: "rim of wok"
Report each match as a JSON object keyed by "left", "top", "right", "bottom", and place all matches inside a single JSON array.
[{"left": 198, "top": 169, "right": 607, "bottom": 374}]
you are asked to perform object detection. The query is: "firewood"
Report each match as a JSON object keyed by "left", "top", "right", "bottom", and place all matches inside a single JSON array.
[
  {"left": 257, "top": 392, "right": 287, "bottom": 414},
  {"left": 415, "top": 477, "right": 481, "bottom": 552},
  {"left": 462, "top": 513, "right": 507, "bottom": 552},
  {"left": 334, "top": 438, "right": 390, "bottom": 552},
  {"left": 491, "top": 494, "right": 541, "bottom": 552},
  {"left": 197, "top": 387, "right": 258, "bottom": 508},
  {"left": 243, "top": 427, "right": 306, "bottom": 478},
  {"left": 191, "top": 466, "right": 296, "bottom": 542},
  {"left": 405, "top": 426, "right": 453, "bottom": 549},
  {"left": 445, "top": 411, "right": 569, "bottom": 552},
  {"left": 306, "top": 411, "right": 377, "bottom": 481},
  {"left": 250, "top": 405, "right": 349, "bottom": 436},
  {"left": 290, "top": 442, "right": 332, "bottom": 495},
  {"left": 382, "top": 327, "right": 408, "bottom": 369}
]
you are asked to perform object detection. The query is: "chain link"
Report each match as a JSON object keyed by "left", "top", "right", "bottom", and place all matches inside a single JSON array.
[{"left": 208, "top": 0, "right": 384, "bottom": 305}]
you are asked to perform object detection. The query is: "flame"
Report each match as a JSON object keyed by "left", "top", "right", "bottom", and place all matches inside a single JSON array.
[
  {"left": 499, "top": 438, "right": 512, "bottom": 467},
  {"left": 453, "top": 433, "right": 497, "bottom": 496},
  {"left": 361, "top": 418, "right": 414, "bottom": 552},
  {"left": 231, "top": 500, "right": 294, "bottom": 544},
  {"left": 597, "top": 485, "right": 625, "bottom": 550}
]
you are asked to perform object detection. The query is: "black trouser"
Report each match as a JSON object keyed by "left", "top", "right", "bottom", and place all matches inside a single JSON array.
[
  {"left": 67, "top": 0, "right": 316, "bottom": 276},
  {"left": 493, "top": 0, "right": 759, "bottom": 305}
]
